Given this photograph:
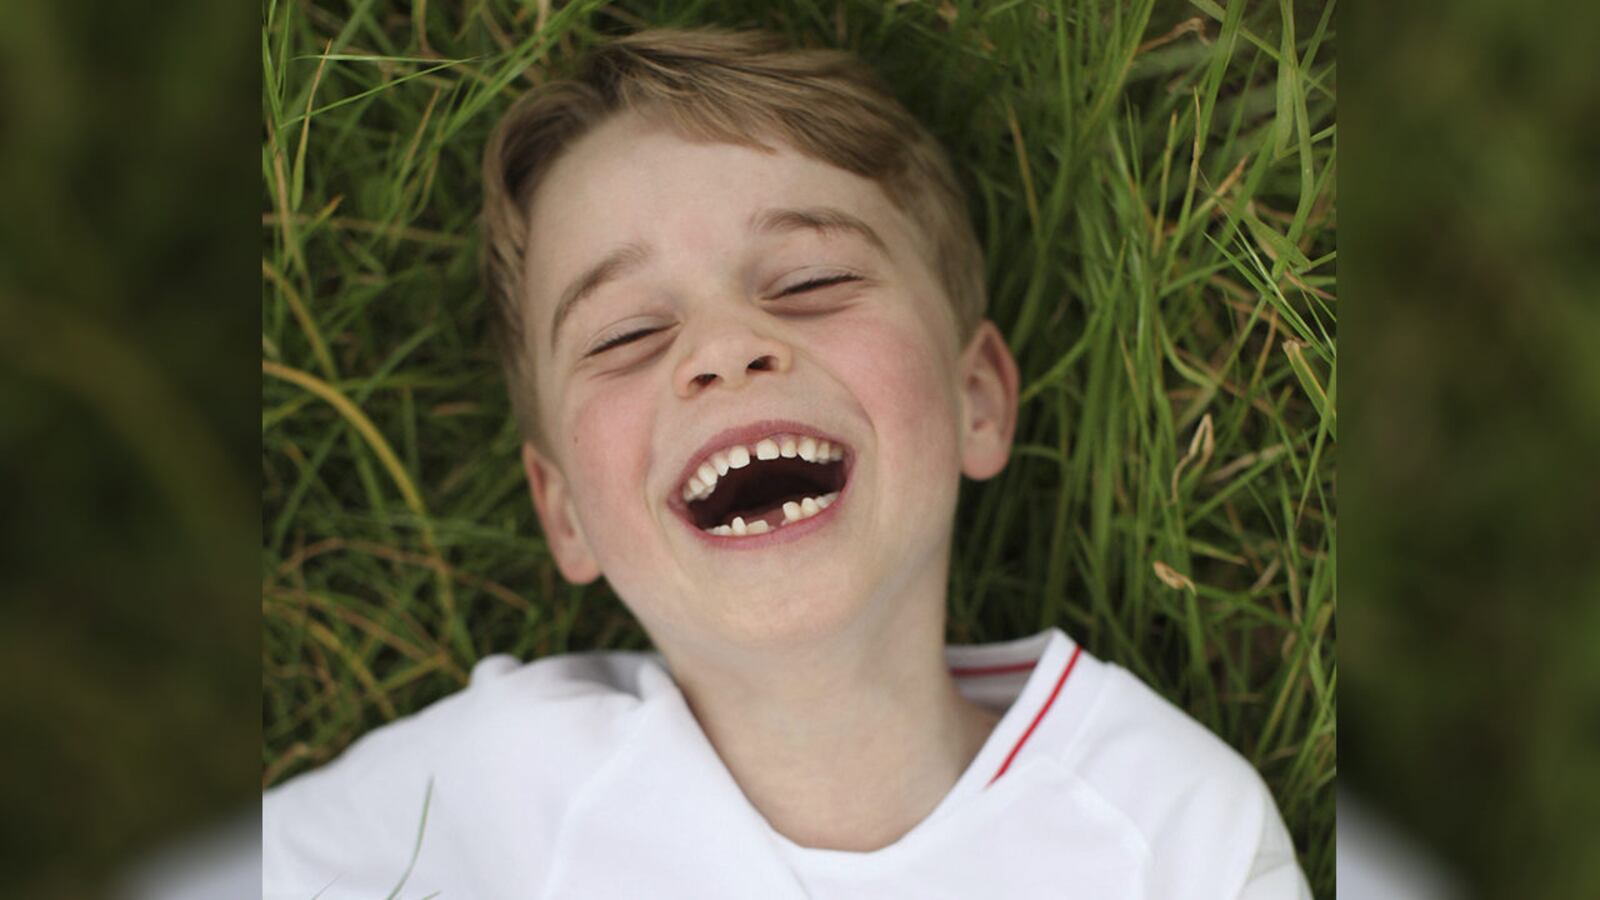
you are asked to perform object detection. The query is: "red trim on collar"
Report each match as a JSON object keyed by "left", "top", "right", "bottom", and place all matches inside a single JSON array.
[
  {"left": 949, "top": 661, "right": 1038, "bottom": 678},
  {"left": 986, "top": 645, "right": 1083, "bottom": 786}
]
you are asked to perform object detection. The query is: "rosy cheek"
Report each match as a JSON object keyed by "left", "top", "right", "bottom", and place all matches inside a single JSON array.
[
  {"left": 565, "top": 382, "right": 656, "bottom": 513},
  {"left": 820, "top": 310, "right": 962, "bottom": 458}
]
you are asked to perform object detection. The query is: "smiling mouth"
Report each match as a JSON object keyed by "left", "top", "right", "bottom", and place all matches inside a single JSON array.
[{"left": 677, "top": 433, "right": 849, "bottom": 537}]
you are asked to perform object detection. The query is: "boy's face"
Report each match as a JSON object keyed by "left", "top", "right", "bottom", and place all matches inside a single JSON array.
[{"left": 519, "top": 112, "right": 1016, "bottom": 652}]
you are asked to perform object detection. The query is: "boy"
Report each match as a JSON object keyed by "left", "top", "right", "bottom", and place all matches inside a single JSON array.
[{"left": 263, "top": 28, "right": 1309, "bottom": 898}]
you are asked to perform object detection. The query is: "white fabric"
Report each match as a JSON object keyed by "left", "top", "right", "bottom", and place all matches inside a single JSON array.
[{"left": 262, "top": 629, "right": 1310, "bottom": 898}]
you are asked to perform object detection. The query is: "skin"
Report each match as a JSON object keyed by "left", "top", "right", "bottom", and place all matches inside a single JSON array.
[{"left": 518, "top": 111, "right": 1021, "bottom": 851}]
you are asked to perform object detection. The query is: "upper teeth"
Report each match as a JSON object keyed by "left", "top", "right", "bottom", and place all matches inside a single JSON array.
[{"left": 681, "top": 433, "right": 845, "bottom": 502}]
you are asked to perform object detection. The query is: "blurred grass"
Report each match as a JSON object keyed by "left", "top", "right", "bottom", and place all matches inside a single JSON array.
[
  {"left": 1342, "top": 0, "right": 1600, "bottom": 895},
  {"left": 261, "top": 0, "right": 1335, "bottom": 894},
  {"left": 0, "top": 0, "right": 259, "bottom": 893}
]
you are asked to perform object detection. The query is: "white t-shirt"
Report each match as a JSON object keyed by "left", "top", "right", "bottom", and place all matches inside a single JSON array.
[{"left": 262, "top": 628, "right": 1310, "bottom": 898}]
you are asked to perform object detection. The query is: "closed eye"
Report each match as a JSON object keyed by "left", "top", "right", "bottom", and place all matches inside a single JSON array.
[
  {"left": 776, "top": 274, "right": 861, "bottom": 297},
  {"left": 586, "top": 326, "right": 664, "bottom": 357}
]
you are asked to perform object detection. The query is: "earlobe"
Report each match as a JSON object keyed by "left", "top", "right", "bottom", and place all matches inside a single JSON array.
[
  {"left": 958, "top": 320, "right": 1020, "bottom": 481},
  {"left": 521, "top": 442, "right": 602, "bottom": 584}
]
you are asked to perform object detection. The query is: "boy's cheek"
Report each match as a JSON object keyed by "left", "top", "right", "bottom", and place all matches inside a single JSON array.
[
  {"left": 822, "top": 312, "right": 963, "bottom": 453},
  {"left": 562, "top": 385, "right": 658, "bottom": 508}
]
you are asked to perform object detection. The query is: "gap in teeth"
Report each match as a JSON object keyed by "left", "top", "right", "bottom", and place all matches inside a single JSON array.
[
  {"left": 707, "top": 491, "right": 839, "bottom": 536},
  {"left": 681, "top": 433, "right": 845, "bottom": 502}
]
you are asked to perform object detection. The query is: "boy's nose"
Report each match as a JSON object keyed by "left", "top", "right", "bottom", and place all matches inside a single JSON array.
[{"left": 672, "top": 324, "right": 793, "bottom": 397}]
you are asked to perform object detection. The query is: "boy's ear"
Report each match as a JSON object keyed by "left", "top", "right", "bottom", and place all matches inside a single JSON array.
[
  {"left": 957, "top": 320, "right": 1020, "bottom": 481},
  {"left": 521, "top": 442, "right": 601, "bottom": 584}
]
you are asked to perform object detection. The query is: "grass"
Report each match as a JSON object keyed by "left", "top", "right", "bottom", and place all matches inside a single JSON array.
[{"left": 262, "top": 0, "right": 1336, "bottom": 894}]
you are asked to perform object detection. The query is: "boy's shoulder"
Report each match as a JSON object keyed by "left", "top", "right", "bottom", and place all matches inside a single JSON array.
[
  {"left": 468, "top": 644, "right": 670, "bottom": 703},
  {"left": 261, "top": 647, "right": 675, "bottom": 899},
  {"left": 1068, "top": 659, "right": 1268, "bottom": 795},
  {"left": 266, "top": 646, "right": 675, "bottom": 793},
  {"left": 283, "top": 647, "right": 672, "bottom": 774},
  {"left": 1033, "top": 645, "right": 1303, "bottom": 896},
  {"left": 972, "top": 631, "right": 1267, "bottom": 803}
]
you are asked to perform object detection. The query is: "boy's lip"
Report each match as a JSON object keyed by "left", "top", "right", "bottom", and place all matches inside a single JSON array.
[{"left": 664, "top": 417, "right": 855, "bottom": 523}]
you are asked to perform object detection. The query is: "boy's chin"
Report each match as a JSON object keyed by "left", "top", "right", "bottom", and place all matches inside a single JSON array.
[{"left": 683, "top": 574, "right": 876, "bottom": 651}]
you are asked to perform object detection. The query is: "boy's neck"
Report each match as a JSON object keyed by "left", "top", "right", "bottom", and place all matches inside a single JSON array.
[{"left": 656, "top": 563, "right": 1002, "bottom": 852}]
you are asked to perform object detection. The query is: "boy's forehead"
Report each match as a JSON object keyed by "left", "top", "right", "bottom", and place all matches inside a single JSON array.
[
  {"left": 522, "top": 113, "right": 912, "bottom": 329},
  {"left": 534, "top": 112, "right": 892, "bottom": 222}
]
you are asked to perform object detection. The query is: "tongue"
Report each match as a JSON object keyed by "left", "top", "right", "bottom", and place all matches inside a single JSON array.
[
  {"left": 727, "top": 503, "right": 787, "bottom": 530},
  {"left": 723, "top": 482, "right": 838, "bottom": 529}
]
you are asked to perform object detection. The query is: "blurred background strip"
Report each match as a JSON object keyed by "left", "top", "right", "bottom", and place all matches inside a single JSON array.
[
  {"left": 1343, "top": 0, "right": 1600, "bottom": 895},
  {"left": 0, "top": 0, "right": 259, "bottom": 894}
]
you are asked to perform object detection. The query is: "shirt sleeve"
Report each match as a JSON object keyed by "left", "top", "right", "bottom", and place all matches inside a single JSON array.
[
  {"left": 260, "top": 652, "right": 652, "bottom": 899},
  {"left": 1235, "top": 782, "right": 1313, "bottom": 900},
  {"left": 261, "top": 706, "right": 452, "bottom": 899}
]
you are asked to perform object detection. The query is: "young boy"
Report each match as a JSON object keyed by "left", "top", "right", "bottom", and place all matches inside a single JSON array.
[{"left": 263, "top": 28, "right": 1309, "bottom": 898}]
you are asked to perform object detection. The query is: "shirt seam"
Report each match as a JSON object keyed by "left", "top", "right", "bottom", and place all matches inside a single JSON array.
[
  {"left": 1046, "top": 760, "right": 1157, "bottom": 871},
  {"left": 1072, "top": 664, "right": 1279, "bottom": 897},
  {"left": 1026, "top": 661, "right": 1157, "bottom": 870},
  {"left": 537, "top": 694, "right": 660, "bottom": 900}
]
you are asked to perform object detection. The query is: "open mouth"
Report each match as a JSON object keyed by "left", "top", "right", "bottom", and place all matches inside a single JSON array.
[{"left": 676, "top": 433, "right": 849, "bottom": 537}]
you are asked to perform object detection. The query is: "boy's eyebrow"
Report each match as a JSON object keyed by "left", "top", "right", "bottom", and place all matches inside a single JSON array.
[
  {"left": 749, "top": 206, "right": 889, "bottom": 255},
  {"left": 549, "top": 242, "right": 651, "bottom": 351}
]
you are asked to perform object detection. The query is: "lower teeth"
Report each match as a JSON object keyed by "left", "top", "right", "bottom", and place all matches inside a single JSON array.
[{"left": 707, "top": 492, "right": 839, "bottom": 536}]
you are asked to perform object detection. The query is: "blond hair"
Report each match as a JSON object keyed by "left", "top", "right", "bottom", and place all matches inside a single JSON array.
[{"left": 481, "top": 27, "right": 986, "bottom": 443}]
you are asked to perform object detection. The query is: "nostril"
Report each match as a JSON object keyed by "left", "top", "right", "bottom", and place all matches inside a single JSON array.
[
  {"left": 693, "top": 373, "right": 717, "bottom": 387},
  {"left": 747, "top": 355, "right": 775, "bottom": 372}
]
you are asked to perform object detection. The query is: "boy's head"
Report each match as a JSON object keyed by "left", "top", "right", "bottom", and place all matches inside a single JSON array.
[{"left": 481, "top": 28, "right": 1018, "bottom": 652}]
